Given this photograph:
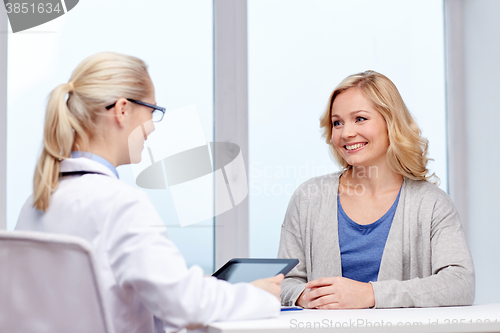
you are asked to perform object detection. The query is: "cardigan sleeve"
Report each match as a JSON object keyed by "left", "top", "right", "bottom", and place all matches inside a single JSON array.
[
  {"left": 371, "top": 190, "right": 475, "bottom": 308},
  {"left": 277, "top": 188, "right": 308, "bottom": 306}
]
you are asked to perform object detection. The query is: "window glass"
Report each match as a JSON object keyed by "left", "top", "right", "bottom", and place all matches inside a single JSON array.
[
  {"left": 7, "top": 0, "right": 214, "bottom": 273},
  {"left": 248, "top": 0, "right": 447, "bottom": 258}
]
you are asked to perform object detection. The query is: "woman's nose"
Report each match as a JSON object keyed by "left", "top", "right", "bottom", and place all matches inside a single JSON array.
[{"left": 341, "top": 123, "right": 356, "bottom": 139}]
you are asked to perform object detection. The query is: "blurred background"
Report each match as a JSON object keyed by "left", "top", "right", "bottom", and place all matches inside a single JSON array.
[{"left": 0, "top": 0, "right": 498, "bottom": 304}]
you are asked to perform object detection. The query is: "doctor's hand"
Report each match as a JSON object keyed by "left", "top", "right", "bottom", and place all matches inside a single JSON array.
[
  {"left": 251, "top": 274, "right": 284, "bottom": 302},
  {"left": 300, "top": 277, "right": 375, "bottom": 309}
]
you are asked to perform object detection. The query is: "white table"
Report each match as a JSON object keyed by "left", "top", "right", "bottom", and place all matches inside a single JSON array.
[{"left": 203, "top": 303, "right": 500, "bottom": 333}]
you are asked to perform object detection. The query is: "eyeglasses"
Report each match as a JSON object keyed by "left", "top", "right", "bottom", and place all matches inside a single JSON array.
[{"left": 105, "top": 98, "right": 166, "bottom": 122}]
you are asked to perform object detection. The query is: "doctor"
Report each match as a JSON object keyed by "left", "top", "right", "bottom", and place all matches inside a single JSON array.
[{"left": 15, "top": 52, "right": 283, "bottom": 333}]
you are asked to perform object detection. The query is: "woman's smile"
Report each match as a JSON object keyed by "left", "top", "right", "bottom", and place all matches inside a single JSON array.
[{"left": 344, "top": 142, "right": 368, "bottom": 153}]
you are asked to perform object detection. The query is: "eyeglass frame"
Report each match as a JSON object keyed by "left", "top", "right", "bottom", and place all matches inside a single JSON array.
[{"left": 105, "top": 98, "right": 166, "bottom": 122}]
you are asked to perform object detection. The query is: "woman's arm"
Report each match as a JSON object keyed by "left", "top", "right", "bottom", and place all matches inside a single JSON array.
[
  {"left": 301, "top": 276, "right": 375, "bottom": 309},
  {"left": 371, "top": 191, "right": 475, "bottom": 308},
  {"left": 277, "top": 189, "right": 309, "bottom": 306},
  {"left": 106, "top": 190, "right": 281, "bottom": 330}
]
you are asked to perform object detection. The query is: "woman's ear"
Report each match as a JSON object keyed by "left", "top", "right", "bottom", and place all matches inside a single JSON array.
[{"left": 112, "top": 97, "right": 130, "bottom": 128}]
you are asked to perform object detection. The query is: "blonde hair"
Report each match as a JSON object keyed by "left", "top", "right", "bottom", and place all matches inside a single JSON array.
[
  {"left": 319, "top": 70, "right": 437, "bottom": 183},
  {"left": 33, "top": 52, "right": 152, "bottom": 211}
]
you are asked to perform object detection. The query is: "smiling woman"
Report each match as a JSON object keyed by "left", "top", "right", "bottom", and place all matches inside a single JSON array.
[
  {"left": 322, "top": 71, "right": 434, "bottom": 183},
  {"left": 278, "top": 70, "right": 475, "bottom": 309},
  {"left": 330, "top": 89, "right": 390, "bottom": 170}
]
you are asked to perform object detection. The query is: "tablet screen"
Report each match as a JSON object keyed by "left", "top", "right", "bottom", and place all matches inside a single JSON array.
[
  {"left": 220, "top": 263, "right": 289, "bottom": 283},
  {"left": 213, "top": 259, "right": 299, "bottom": 283}
]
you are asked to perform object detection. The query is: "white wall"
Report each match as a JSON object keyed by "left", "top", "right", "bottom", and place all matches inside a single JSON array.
[{"left": 462, "top": 0, "right": 500, "bottom": 304}]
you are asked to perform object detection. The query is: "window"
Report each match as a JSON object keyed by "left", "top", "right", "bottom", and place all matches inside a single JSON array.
[
  {"left": 6, "top": 0, "right": 214, "bottom": 273},
  {"left": 248, "top": 0, "right": 447, "bottom": 258}
]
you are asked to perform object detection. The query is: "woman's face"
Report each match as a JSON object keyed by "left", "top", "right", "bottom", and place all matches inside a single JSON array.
[
  {"left": 127, "top": 80, "right": 156, "bottom": 163},
  {"left": 330, "top": 88, "right": 389, "bottom": 168}
]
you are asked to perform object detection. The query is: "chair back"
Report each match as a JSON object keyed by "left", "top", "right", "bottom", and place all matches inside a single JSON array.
[{"left": 0, "top": 230, "right": 114, "bottom": 333}]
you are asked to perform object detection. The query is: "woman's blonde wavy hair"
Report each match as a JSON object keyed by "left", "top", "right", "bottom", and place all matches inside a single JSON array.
[
  {"left": 319, "top": 70, "right": 437, "bottom": 183},
  {"left": 33, "top": 52, "right": 152, "bottom": 211}
]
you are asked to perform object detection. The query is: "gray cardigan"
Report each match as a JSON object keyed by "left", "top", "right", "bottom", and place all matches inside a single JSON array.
[{"left": 278, "top": 172, "right": 475, "bottom": 308}]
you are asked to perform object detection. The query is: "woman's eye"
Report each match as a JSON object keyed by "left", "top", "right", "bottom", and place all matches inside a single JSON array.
[
  {"left": 356, "top": 116, "right": 367, "bottom": 123},
  {"left": 332, "top": 120, "right": 341, "bottom": 127}
]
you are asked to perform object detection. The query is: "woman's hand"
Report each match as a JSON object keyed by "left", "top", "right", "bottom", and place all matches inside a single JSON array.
[
  {"left": 295, "top": 288, "right": 311, "bottom": 308},
  {"left": 301, "top": 277, "right": 375, "bottom": 309},
  {"left": 251, "top": 274, "right": 284, "bottom": 302}
]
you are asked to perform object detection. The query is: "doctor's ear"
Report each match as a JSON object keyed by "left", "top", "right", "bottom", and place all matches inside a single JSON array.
[{"left": 111, "top": 98, "right": 130, "bottom": 127}]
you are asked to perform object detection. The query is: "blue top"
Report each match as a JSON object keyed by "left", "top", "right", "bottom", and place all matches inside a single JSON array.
[
  {"left": 337, "top": 187, "right": 401, "bottom": 283},
  {"left": 71, "top": 151, "right": 119, "bottom": 179}
]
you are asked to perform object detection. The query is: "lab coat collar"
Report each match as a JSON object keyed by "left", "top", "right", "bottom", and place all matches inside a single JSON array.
[
  {"left": 60, "top": 157, "right": 119, "bottom": 179},
  {"left": 71, "top": 151, "right": 119, "bottom": 178}
]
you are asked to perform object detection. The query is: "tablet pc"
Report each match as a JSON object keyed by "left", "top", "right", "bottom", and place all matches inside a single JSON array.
[{"left": 212, "top": 258, "right": 299, "bottom": 283}]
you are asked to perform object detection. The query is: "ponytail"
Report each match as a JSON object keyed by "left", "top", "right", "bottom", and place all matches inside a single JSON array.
[
  {"left": 32, "top": 52, "right": 151, "bottom": 211},
  {"left": 33, "top": 83, "right": 89, "bottom": 211}
]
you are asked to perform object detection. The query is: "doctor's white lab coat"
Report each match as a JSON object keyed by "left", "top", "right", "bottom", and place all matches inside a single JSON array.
[{"left": 16, "top": 157, "right": 280, "bottom": 333}]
